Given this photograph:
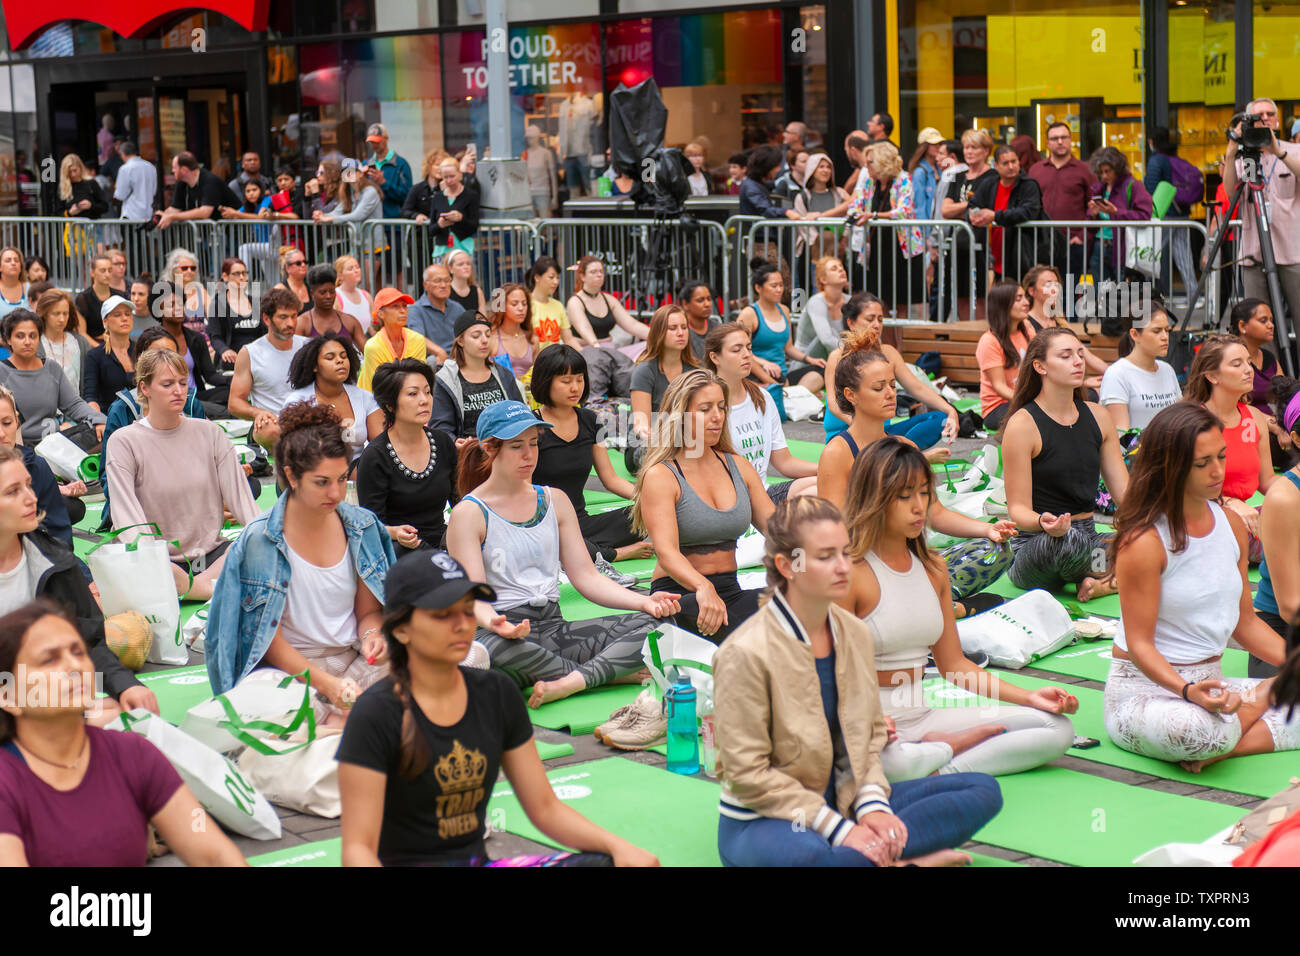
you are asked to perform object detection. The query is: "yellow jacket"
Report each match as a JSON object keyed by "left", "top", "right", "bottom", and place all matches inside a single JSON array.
[
  {"left": 714, "top": 587, "right": 893, "bottom": 846},
  {"left": 358, "top": 328, "right": 427, "bottom": 391}
]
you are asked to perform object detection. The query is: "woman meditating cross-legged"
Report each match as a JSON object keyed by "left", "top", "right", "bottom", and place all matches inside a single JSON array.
[
  {"left": 838, "top": 438, "right": 1076, "bottom": 780},
  {"left": 445, "top": 400, "right": 679, "bottom": 707},
  {"left": 1106, "top": 402, "right": 1300, "bottom": 771},
  {"left": 1001, "top": 327, "right": 1129, "bottom": 601},
  {"left": 712, "top": 496, "right": 1003, "bottom": 867}
]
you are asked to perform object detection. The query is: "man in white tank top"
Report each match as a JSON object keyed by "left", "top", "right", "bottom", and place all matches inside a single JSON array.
[{"left": 229, "top": 287, "right": 309, "bottom": 448}]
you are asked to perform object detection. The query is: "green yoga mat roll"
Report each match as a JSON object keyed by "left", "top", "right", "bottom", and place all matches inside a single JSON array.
[
  {"left": 249, "top": 838, "right": 341, "bottom": 868},
  {"left": 488, "top": 757, "right": 723, "bottom": 867},
  {"left": 77, "top": 454, "right": 101, "bottom": 483}
]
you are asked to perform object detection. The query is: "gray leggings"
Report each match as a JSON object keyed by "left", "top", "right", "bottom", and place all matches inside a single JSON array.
[
  {"left": 1009, "top": 517, "right": 1110, "bottom": 592},
  {"left": 879, "top": 680, "right": 1074, "bottom": 780},
  {"left": 476, "top": 601, "right": 654, "bottom": 690}
]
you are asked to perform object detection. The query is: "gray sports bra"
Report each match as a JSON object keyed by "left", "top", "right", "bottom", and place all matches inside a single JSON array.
[{"left": 668, "top": 452, "right": 752, "bottom": 555}]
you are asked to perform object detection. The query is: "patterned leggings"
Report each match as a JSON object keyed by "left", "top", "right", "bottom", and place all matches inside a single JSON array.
[
  {"left": 476, "top": 601, "right": 654, "bottom": 690},
  {"left": 1103, "top": 657, "right": 1300, "bottom": 762},
  {"left": 1008, "top": 518, "right": 1111, "bottom": 592},
  {"left": 941, "top": 538, "right": 1013, "bottom": 601}
]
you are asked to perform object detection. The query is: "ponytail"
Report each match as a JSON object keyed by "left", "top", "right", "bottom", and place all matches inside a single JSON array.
[
  {"left": 456, "top": 436, "right": 502, "bottom": 499},
  {"left": 381, "top": 605, "right": 431, "bottom": 779}
]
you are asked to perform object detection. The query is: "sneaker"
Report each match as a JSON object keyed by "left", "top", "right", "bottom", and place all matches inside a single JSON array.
[
  {"left": 594, "top": 553, "right": 637, "bottom": 587},
  {"left": 463, "top": 641, "right": 491, "bottom": 670},
  {"left": 593, "top": 703, "right": 636, "bottom": 743},
  {"left": 603, "top": 687, "right": 667, "bottom": 750}
]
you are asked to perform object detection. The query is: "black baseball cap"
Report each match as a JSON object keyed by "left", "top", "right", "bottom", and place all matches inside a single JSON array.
[
  {"left": 454, "top": 310, "right": 492, "bottom": 340},
  {"left": 384, "top": 550, "right": 495, "bottom": 613}
]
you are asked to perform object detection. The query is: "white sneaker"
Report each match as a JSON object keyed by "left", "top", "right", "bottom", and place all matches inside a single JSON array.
[
  {"left": 463, "top": 641, "right": 491, "bottom": 670},
  {"left": 594, "top": 553, "right": 637, "bottom": 587},
  {"left": 603, "top": 687, "right": 667, "bottom": 750}
]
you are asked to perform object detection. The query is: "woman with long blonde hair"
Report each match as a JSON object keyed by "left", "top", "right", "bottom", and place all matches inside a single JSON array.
[
  {"left": 57, "top": 154, "right": 108, "bottom": 220},
  {"left": 333, "top": 254, "right": 374, "bottom": 333},
  {"left": 633, "top": 368, "right": 774, "bottom": 642},
  {"left": 445, "top": 247, "right": 487, "bottom": 315},
  {"left": 839, "top": 438, "right": 1075, "bottom": 780},
  {"left": 627, "top": 304, "right": 697, "bottom": 461}
]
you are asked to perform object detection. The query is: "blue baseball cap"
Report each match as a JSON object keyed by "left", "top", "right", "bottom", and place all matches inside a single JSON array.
[{"left": 475, "top": 400, "right": 555, "bottom": 441}]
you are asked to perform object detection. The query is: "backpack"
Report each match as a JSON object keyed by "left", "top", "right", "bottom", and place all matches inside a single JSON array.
[{"left": 1168, "top": 156, "right": 1203, "bottom": 209}]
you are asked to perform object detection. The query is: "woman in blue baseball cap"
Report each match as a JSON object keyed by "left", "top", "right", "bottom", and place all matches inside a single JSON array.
[
  {"left": 446, "top": 400, "right": 680, "bottom": 708},
  {"left": 336, "top": 548, "right": 659, "bottom": 867}
]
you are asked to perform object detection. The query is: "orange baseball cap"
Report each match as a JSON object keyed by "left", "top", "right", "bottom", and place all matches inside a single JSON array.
[{"left": 372, "top": 288, "right": 414, "bottom": 316}]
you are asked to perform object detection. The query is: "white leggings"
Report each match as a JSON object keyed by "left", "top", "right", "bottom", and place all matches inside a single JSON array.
[
  {"left": 878, "top": 680, "right": 1075, "bottom": 781},
  {"left": 1103, "top": 657, "right": 1300, "bottom": 763}
]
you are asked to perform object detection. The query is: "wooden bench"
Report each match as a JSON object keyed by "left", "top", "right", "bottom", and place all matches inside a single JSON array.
[{"left": 884, "top": 321, "right": 1120, "bottom": 387}]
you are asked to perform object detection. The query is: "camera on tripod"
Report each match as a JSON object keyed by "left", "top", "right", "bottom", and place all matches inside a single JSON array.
[{"left": 1231, "top": 111, "right": 1275, "bottom": 178}]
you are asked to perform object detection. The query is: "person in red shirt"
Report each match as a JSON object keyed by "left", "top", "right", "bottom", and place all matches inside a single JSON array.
[
  {"left": 1029, "top": 122, "right": 1098, "bottom": 280},
  {"left": 969, "top": 146, "right": 1044, "bottom": 284}
]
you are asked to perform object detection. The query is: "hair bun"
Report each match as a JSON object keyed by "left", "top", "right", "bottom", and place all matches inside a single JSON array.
[{"left": 278, "top": 400, "right": 341, "bottom": 438}]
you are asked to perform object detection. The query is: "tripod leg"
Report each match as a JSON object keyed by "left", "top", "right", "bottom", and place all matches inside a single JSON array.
[
  {"left": 1249, "top": 189, "right": 1298, "bottom": 378},
  {"left": 1179, "top": 180, "right": 1249, "bottom": 332}
]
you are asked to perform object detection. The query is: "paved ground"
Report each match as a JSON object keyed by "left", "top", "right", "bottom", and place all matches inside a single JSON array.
[{"left": 145, "top": 389, "right": 1266, "bottom": 866}]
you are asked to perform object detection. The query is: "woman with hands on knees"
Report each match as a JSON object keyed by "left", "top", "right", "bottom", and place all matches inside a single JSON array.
[
  {"left": 633, "top": 370, "right": 774, "bottom": 643},
  {"left": 713, "top": 496, "right": 1002, "bottom": 867},
  {"left": 1106, "top": 402, "right": 1300, "bottom": 772},
  {"left": 838, "top": 438, "right": 1075, "bottom": 781},
  {"left": 336, "top": 550, "right": 658, "bottom": 867},
  {"left": 446, "top": 400, "right": 679, "bottom": 708},
  {"left": 1184, "top": 334, "right": 1275, "bottom": 563},
  {"left": 0, "top": 601, "right": 245, "bottom": 866},
  {"left": 205, "top": 403, "right": 397, "bottom": 722},
  {"left": 1001, "top": 328, "right": 1129, "bottom": 601}
]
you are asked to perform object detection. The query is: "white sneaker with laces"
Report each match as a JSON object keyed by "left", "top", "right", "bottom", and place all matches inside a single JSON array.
[
  {"left": 603, "top": 687, "right": 667, "bottom": 750},
  {"left": 594, "top": 553, "right": 637, "bottom": 587}
]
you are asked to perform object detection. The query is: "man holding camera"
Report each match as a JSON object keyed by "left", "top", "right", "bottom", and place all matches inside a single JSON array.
[{"left": 1223, "top": 97, "right": 1300, "bottom": 326}]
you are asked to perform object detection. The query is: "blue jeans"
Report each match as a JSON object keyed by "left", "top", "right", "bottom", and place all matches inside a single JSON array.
[
  {"left": 886, "top": 410, "right": 947, "bottom": 450},
  {"left": 717, "top": 773, "right": 1002, "bottom": 867}
]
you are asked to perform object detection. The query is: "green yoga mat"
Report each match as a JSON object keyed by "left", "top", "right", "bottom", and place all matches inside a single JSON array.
[
  {"left": 984, "top": 574, "right": 1123, "bottom": 619},
  {"left": 135, "top": 665, "right": 213, "bottom": 725},
  {"left": 953, "top": 671, "right": 1300, "bottom": 799},
  {"left": 487, "top": 757, "right": 723, "bottom": 867},
  {"left": 536, "top": 740, "right": 576, "bottom": 761},
  {"left": 969, "top": 852, "right": 1023, "bottom": 867},
  {"left": 785, "top": 439, "right": 823, "bottom": 464},
  {"left": 527, "top": 683, "right": 642, "bottom": 735},
  {"left": 1031, "top": 640, "right": 1250, "bottom": 682},
  {"left": 249, "top": 838, "right": 342, "bottom": 868},
  {"left": 973, "top": 765, "right": 1241, "bottom": 867}
]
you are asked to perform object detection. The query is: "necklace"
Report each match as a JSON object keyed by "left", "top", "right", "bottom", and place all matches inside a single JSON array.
[{"left": 18, "top": 734, "right": 88, "bottom": 771}]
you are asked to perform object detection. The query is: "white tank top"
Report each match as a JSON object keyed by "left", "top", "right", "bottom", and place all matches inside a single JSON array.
[
  {"left": 466, "top": 486, "right": 562, "bottom": 611},
  {"left": 248, "top": 335, "right": 308, "bottom": 414},
  {"left": 281, "top": 542, "right": 358, "bottom": 650},
  {"left": 336, "top": 287, "right": 372, "bottom": 332},
  {"left": 1115, "top": 501, "right": 1241, "bottom": 663},
  {"left": 862, "top": 549, "right": 944, "bottom": 671}
]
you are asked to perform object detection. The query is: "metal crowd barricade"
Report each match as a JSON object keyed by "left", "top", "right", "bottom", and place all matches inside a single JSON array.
[
  {"left": 532, "top": 217, "right": 729, "bottom": 318},
  {"left": 0, "top": 217, "right": 203, "bottom": 291},
  {"left": 356, "top": 219, "right": 539, "bottom": 301},
  {"left": 197, "top": 220, "right": 361, "bottom": 289},
  {"left": 978, "top": 219, "right": 1213, "bottom": 326},
  {"left": 727, "top": 214, "right": 978, "bottom": 323}
]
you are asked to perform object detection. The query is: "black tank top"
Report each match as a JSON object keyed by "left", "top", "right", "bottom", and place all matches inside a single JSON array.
[
  {"left": 1025, "top": 398, "right": 1102, "bottom": 516},
  {"left": 448, "top": 284, "right": 479, "bottom": 314},
  {"left": 573, "top": 291, "right": 617, "bottom": 340}
]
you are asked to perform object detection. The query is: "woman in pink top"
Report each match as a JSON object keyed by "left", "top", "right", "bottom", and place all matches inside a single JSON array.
[
  {"left": 491, "top": 282, "right": 535, "bottom": 380},
  {"left": 975, "top": 280, "right": 1036, "bottom": 430},
  {"left": 1184, "top": 334, "right": 1275, "bottom": 563}
]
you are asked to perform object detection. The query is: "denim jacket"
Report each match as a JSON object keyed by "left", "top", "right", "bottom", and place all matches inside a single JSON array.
[{"left": 205, "top": 492, "right": 396, "bottom": 694}]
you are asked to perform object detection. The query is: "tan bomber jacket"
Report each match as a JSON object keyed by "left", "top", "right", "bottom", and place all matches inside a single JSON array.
[{"left": 714, "top": 587, "right": 893, "bottom": 846}]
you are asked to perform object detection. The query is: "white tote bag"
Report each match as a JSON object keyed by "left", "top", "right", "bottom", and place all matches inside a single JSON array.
[
  {"left": 108, "top": 709, "right": 282, "bottom": 840},
  {"left": 238, "top": 728, "right": 343, "bottom": 818},
  {"left": 86, "top": 525, "right": 186, "bottom": 665},
  {"left": 181, "top": 667, "right": 318, "bottom": 756},
  {"left": 643, "top": 623, "right": 718, "bottom": 714},
  {"left": 955, "top": 589, "right": 1075, "bottom": 669},
  {"left": 34, "top": 431, "right": 91, "bottom": 483},
  {"left": 781, "top": 384, "right": 823, "bottom": 422},
  {"left": 1124, "top": 226, "right": 1162, "bottom": 278}
]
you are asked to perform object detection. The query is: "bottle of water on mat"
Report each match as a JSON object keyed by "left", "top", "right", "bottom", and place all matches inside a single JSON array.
[{"left": 663, "top": 673, "right": 699, "bottom": 775}]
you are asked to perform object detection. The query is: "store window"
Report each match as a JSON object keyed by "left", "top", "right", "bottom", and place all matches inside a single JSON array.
[
  {"left": 796, "top": 5, "right": 829, "bottom": 151},
  {"left": 342, "top": 35, "right": 443, "bottom": 170},
  {"left": 1253, "top": 0, "right": 1300, "bottom": 140},
  {"left": 442, "top": 23, "right": 602, "bottom": 165},
  {"left": 298, "top": 42, "right": 342, "bottom": 169},
  {"left": 900, "top": 0, "right": 1144, "bottom": 173},
  {"left": 1169, "top": 0, "right": 1234, "bottom": 190},
  {"left": 268, "top": 45, "right": 301, "bottom": 175},
  {"left": 604, "top": 9, "right": 785, "bottom": 179}
]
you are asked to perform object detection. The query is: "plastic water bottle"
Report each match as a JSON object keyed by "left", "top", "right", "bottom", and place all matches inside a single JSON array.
[{"left": 663, "top": 675, "right": 700, "bottom": 775}]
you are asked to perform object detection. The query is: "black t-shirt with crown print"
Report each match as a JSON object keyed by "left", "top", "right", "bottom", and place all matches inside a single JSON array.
[{"left": 336, "top": 668, "right": 532, "bottom": 865}]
